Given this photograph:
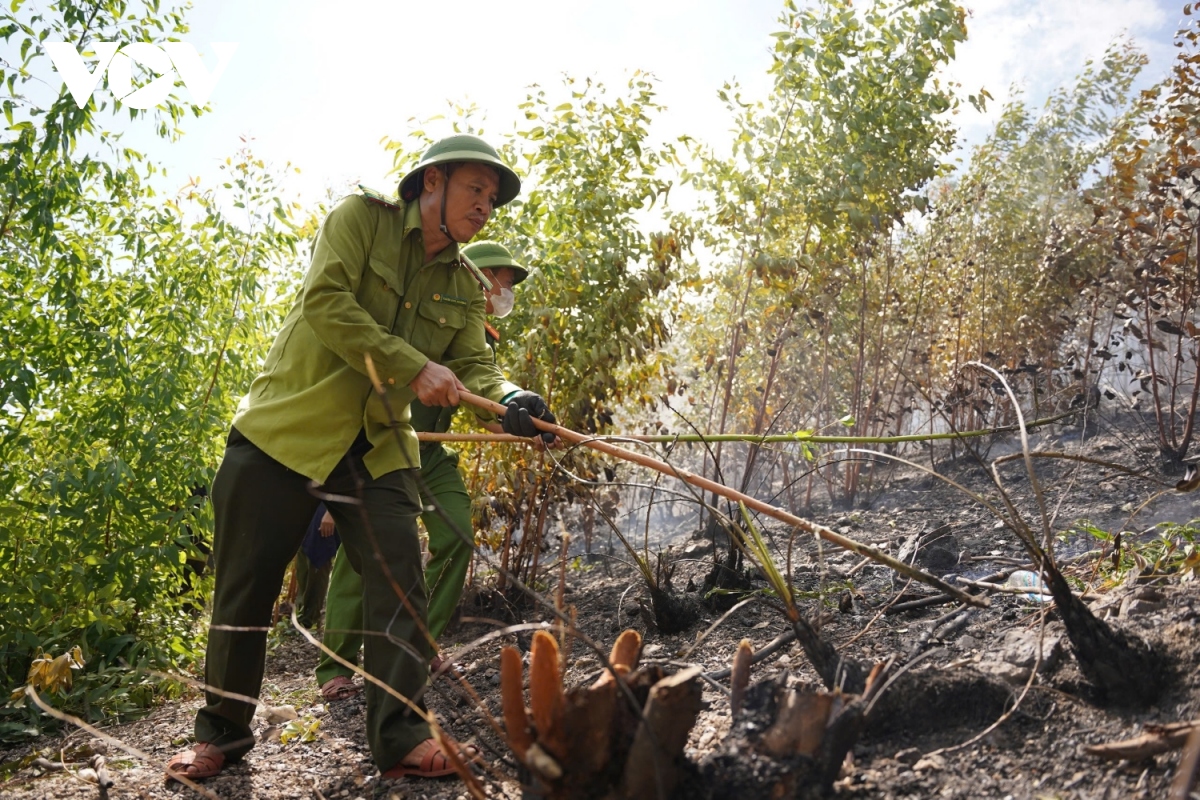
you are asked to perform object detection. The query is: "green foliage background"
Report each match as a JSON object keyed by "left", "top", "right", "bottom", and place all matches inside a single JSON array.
[{"left": 0, "top": 0, "right": 316, "bottom": 739}]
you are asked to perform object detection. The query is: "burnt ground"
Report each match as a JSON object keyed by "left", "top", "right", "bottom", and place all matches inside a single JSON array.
[{"left": 2, "top": 414, "right": 1200, "bottom": 799}]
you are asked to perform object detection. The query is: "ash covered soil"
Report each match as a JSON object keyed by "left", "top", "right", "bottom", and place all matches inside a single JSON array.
[{"left": 3, "top": 417, "right": 1199, "bottom": 799}]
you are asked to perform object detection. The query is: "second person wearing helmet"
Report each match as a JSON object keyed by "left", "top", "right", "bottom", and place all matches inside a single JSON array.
[{"left": 316, "top": 240, "right": 533, "bottom": 701}]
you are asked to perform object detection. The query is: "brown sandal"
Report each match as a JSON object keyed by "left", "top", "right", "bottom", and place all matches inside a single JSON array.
[
  {"left": 382, "top": 738, "right": 478, "bottom": 779},
  {"left": 166, "top": 742, "right": 225, "bottom": 781},
  {"left": 320, "top": 675, "right": 361, "bottom": 702}
]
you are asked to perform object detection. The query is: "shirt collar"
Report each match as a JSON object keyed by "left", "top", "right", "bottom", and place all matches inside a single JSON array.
[{"left": 403, "top": 199, "right": 461, "bottom": 266}]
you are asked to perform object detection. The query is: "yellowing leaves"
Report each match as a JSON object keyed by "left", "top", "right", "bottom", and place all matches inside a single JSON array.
[
  {"left": 279, "top": 716, "right": 322, "bottom": 745},
  {"left": 11, "top": 646, "right": 85, "bottom": 702},
  {"left": 1180, "top": 547, "right": 1200, "bottom": 583}
]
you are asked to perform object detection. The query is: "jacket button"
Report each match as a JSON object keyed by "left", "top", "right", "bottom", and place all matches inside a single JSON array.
[
  {"left": 438, "top": 317, "right": 446, "bottom": 324},
  {"left": 382, "top": 283, "right": 390, "bottom": 292},
  {"left": 387, "top": 377, "right": 395, "bottom": 385},
  {"left": 432, "top": 293, "right": 441, "bottom": 301},
  {"left": 404, "top": 301, "right": 412, "bottom": 309}
]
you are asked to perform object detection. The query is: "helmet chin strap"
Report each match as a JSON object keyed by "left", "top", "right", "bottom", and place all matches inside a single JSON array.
[{"left": 438, "top": 165, "right": 457, "bottom": 244}]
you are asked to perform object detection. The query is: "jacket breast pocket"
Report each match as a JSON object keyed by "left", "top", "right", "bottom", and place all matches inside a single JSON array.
[
  {"left": 414, "top": 299, "right": 467, "bottom": 360},
  {"left": 358, "top": 256, "right": 402, "bottom": 328}
]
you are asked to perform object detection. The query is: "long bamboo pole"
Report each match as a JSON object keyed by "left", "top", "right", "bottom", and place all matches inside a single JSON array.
[
  {"left": 416, "top": 408, "right": 1077, "bottom": 446},
  {"left": 418, "top": 432, "right": 528, "bottom": 443},
  {"left": 457, "top": 393, "right": 987, "bottom": 608}
]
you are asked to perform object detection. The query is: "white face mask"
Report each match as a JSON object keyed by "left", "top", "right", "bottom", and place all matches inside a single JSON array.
[{"left": 489, "top": 286, "right": 515, "bottom": 318}]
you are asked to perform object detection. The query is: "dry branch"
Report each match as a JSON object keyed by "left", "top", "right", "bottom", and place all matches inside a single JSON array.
[
  {"left": 1085, "top": 720, "right": 1200, "bottom": 761},
  {"left": 705, "top": 629, "right": 797, "bottom": 681},
  {"left": 23, "top": 686, "right": 218, "bottom": 800},
  {"left": 954, "top": 575, "right": 1102, "bottom": 601},
  {"left": 415, "top": 408, "right": 1077, "bottom": 445}
]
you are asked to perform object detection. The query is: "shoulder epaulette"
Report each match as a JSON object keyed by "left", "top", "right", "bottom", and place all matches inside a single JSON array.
[{"left": 357, "top": 184, "right": 402, "bottom": 209}]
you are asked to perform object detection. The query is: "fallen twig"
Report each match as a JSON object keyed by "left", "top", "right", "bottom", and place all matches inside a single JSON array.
[
  {"left": 955, "top": 576, "right": 1101, "bottom": 601},
  {"left": 1085, "top": 720, "right": 1200, "bottom": 761},
  {"left": 882, "top": 594, "right": 953, "bottom": 613},
  {"left": 23, "top": 686, "right": 219, "bottom": 800},
  {"left": 704, "top": 629, "right": 798, "bottom": 681},
  {"left": 678, "top": 596, "right": 758, "bottom": 660},
  {"left": 916, "top": 608, "right": 977, "bottom": 651}
]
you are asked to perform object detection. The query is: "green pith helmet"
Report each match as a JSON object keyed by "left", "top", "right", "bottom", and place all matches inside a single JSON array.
[
  {"left": 462, "top": 240, "right": 530, "bottom": 285},
  {"left": 397, "top": 134, "right": 521, "bottom": 207}
]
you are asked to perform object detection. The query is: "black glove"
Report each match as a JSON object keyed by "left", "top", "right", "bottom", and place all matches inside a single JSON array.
[{"left": 502, "top": 391, "right": 557, "bottom": 443}]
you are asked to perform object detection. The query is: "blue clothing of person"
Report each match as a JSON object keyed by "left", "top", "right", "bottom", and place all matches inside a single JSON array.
[{"left": 301, "top": 503, "right": 341, "bottom": 569}]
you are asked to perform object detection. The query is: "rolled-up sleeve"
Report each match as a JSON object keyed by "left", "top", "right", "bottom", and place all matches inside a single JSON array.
[{"left": 301, "top": 197, "right": 429, "bottom": 388}]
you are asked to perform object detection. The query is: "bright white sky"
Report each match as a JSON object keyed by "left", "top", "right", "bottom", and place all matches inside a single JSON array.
[{"left": 25, "top": 0, "right": 1193, "bottom": 204}]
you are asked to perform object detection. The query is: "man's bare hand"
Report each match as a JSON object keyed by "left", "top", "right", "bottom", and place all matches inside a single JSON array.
[
  {"left": 410, "top": 361, "right": 466, "bottom": 407},
  {"left": 319, "top": 510, "right": 336, "bottom": 537}
]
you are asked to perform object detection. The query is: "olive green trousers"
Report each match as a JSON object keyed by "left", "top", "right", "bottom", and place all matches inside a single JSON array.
[
  {"left": 197, "top": 428, "right": 432, "bottom": 770},
  {"left": 316, "top": 443, "right": 473, "bottom": 686}
]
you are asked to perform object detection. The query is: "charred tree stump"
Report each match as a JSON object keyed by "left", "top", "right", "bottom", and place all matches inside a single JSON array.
[
  {"left": 500, "top": 629, "right": 703, "bottom": 800},
  {"left": 1043, "top": 564, "right": 1163, "bottom": 705},
  {"left": 684, "top": 647, "right": 881, "bottom": 799},
  {"left": 647, "top": 551, "right": 701, "bottom": 633},
  {"left": 620, "top": 666, "right": 703, "bottom": 799},
  {"left": 696, "top": 672, "right": 867, "bottom": 799},
  {"left": 790, "top": 616, "right": 870, "bottom": 694},
  {"left": 648, "top": 585, "right": 702, "bottom": 634},
  {"left": 700, "top": 522, "right": 754, "bottom": 612}
]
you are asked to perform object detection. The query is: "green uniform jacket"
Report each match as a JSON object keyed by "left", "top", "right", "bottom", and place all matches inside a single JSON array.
[
  {"left": 409, "top": 328, "right": 499, "bottom": 436},
  {"left": 233, "top": 195, "right": 521, "bottom": 483}
]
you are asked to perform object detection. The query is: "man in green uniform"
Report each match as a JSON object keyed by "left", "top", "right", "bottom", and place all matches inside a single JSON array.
[
  {"left": 316, "top": 241, "right": 529, "bottom": 702},
  {"left": 168, "top": 136, "right": 557, "bottom": 783}
]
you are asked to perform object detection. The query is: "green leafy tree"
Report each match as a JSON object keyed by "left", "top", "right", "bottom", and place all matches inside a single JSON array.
[
  {"left": 683, "top": 0, "right": 968, "bottom": 508},
  {"left": 0, "top": 1, "right": 314, "bottom": 739},
  {"left": 493, "top": 75, "right": 689, "bottom": 578},
  {"left": 499, "top": 75, "right": 685, "bottom": 429}
]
